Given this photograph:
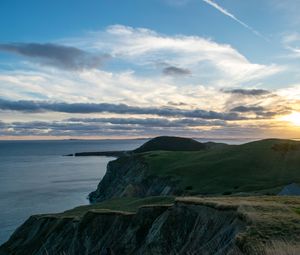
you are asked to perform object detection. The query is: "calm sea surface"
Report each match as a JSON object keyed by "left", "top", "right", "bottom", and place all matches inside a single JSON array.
[
  {"left": 0, "top": 138, "right": 251, "bottom": 244},
  {"left": 0, "top": 139, "right": 147, "bottom": 244}
]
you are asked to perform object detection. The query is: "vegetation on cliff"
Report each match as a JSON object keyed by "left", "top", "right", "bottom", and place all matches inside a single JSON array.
[
  {"left": 90, "top": 138, "right": 300, "bottom": 202},
  {"left": 1, "top": 196, "right": 300, "bottom": 255}
]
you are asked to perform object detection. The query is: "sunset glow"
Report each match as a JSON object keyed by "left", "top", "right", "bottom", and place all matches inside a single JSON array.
[
  {"left": 1, "top": 1, "right": 300, "bottom": 139},
  {"left": 281, "top": 112, "right": 300, "bottom": 127}
]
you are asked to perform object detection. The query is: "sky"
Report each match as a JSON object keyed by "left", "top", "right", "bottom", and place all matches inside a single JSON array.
[{"left": 1, "top": 0, "right": 300, "bottom": 139}]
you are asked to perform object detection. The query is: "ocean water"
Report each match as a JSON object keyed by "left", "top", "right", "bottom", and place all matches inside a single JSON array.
[{"left": 0, "top": 139, "right": 146, "bottom": 245}]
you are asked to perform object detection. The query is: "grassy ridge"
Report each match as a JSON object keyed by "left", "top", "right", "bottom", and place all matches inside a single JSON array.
[
  {"left": 142, "top": 139, "right": 300, "bottom": 195},
  {"left": 47, "top": 196, "right": 175, "bottom": 218},
  {"left": 43, "top": 195, "right": 300, "bottom": 249}
]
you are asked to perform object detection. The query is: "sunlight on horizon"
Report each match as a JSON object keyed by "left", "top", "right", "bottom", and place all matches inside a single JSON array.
[{"left": 281, "top": 112, "right": 300, "bottom": 127}]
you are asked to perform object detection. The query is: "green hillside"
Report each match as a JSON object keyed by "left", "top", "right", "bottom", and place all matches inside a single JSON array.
[
  {"left": 141, "top": 139, "right": 300, "bottom": 195},
  {"left": 133, "top": 136, "right": 209, "bottom": 153},
  {"left": 54, "top": 196, "right": 175, "bottom": 217}
]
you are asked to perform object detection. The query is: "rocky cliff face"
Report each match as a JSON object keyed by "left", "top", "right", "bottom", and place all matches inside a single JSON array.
[
  {"left": 89, "top": 155, "right": 180, "bottom": 203},
  {"left": 0, "top": 201, "right": 247, "bottom": 255}
]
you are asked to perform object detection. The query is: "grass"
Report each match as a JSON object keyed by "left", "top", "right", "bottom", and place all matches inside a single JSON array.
[
  {"left": 263, "top": 241, "right": 300, "bottom": 255},
  {"left": 293, "top": 207, "right": 300, "bottom": 215},
  {"left": 176, "top": 196, "right": 300, "bottom": 253},
  {"left": 42, "top": 196, "right": 175, "bottom": 218},
  {"left": 140, "top": 139, "right": 300, "bottom": 195}
]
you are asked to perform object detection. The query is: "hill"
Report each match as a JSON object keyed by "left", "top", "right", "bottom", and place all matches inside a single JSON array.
[
  {"left": 66, "top": 136, "right": 224, "bottom": 157},
  {"left": 89, "top": 138, "right": 300, "bottom": 202},
  {"left": 143, "top": 138, "right": 300, "bottom": 195},
  {"left": 133, "top": 136, "right": 210, "bottom": 153}
]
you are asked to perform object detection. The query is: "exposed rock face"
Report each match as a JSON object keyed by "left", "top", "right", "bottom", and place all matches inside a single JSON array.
[
  {"left": 89, "top": 156, "right": 180, "bottom": 203},
  {"left": 278, "top": 183, "right": 300, "bottom": 196},
  {"left": 0, "top": 202, "right": 246, "bottom": 255}
]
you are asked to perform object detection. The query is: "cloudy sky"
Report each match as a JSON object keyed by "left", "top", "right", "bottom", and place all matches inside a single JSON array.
[{"left": 1, "top": 0, "right": 300, "bottom": 139}]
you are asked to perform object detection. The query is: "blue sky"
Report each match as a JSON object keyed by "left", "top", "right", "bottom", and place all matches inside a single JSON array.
[{"left": 1, "top": 0, "right": 300, "bottom": 139}]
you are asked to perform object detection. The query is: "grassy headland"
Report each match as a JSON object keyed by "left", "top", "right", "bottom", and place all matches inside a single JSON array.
[{"left": 140, "top": 139, "right": 300, "bottom": 195}]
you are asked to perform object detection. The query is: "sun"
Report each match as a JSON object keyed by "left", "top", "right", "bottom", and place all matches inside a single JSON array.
[{"left": 281, "top": 112, "right": 300, "bottom": 126}]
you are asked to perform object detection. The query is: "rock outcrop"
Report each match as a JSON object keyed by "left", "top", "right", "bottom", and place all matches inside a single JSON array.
[
  {"left": 89, "top": 155, "right": 180, "bottom": 203},
  {"left": 2, "top": 196, "right": 300, "bottom": 255},
  {"left": 0, "top": 201, "right": 246, "bottom": 255},
  {"left": 278, "top": 183, "right": 300, "bottom": 196}
]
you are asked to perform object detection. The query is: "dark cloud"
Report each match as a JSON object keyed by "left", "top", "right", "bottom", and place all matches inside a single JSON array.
[
  {"left": 66, "top": 117, "right": 226, "bottom": 127},
  {"left": 230, "top": 105, "right": 278, "bottom": 118},
  {"left": 0, "top": 98, "right": 245, "bottom": 121},
  {"left": 0, "top": 43, "right": 109, "bottom": 70},
  {"left": 167, "top": 101, "right": 188, "bottom": 106},
  {"left": 162, "top": 66, "right": 191, "bottom": 76},
  {"left": 230, "top": 106, "right": 266, "bottom": 113},
  {"left": 223, "top": 89, "right": 271, "bottom": 96},
  {"left": 0, "top": 118, "right": 275, "bottom": 138},
  {"left": 0, "top": 119, "right": 222, "bottom": 137}
]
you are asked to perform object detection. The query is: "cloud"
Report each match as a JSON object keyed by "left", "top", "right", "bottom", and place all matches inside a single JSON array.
[
  {"left": 282, "top": 33, "right": 300, "bottom": 58},
  {"left": 162, "top": 66, "right": 191, "bottom": 76},
  {"left": 0, "top": 98, "right": 245, "bottom": 120},
  {"left": 0, "top": 121, "right": 194, "bottom": 137},
  {"left": 282, "top": 33, "right": 300, "bottom": 45},
  {"left": 0, "top": 43, "right": 109, "bottom": 70},
  {"left": 0, "top": 119, "right": 224, "bottom": 137},
  {"left": 0, "top": 117, "right": 287, "bottom": 138},
  {"left": 66, "top": 117, "right": 226, "bottom": 127},
  {"left": 223, "top": 88, "right": 271, "bottom": 96},
  {"left": 230, "top": 105, "right": 278, "bottom": 118},
  {"left": 202, "top": 0, "right": 266, "bottom": 39},
  {"left": 68, "top": 25, "right": 280, "bottom": 85},
  {"left": 230, "top": 105, "right": 265, "bottom": 113},
  {"left": 0, "top": 25, "right": 288, "bottom": 138}
]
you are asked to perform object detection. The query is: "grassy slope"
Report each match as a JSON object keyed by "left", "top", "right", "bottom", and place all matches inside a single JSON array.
[
  {"left": 142, "top": 139, "right": 300, "bottom": 195},
  {"left": 133, "top": 136, "right": 208, "bottom": 153},
  {"left": 177, "top": 196, "right": 300, "bottom": 251},
  {"left": 45, "top": 196, "right": 175, "bottom": 218}
]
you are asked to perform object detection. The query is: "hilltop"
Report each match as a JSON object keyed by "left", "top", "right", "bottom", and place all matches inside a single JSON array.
[
  {"left": 66, "top": 136, "right": 225, "bottom": 157},
  {"left": 133, "top": 136, "right": 215, "bottom": 152}
]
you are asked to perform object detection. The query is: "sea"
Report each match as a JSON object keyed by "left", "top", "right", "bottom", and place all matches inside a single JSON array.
[{"left": 0, "top": 138, "right": 252, "bottom": 245}]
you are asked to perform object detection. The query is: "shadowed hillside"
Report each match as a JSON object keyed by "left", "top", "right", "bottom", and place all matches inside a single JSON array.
[{"left": 133, "top": 136, "right": 209, "bottom": 153}]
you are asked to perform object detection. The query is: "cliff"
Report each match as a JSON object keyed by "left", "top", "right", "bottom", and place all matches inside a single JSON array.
[
  {"left": 1, "top": 196, "right": 300, "bottom": 255},
  {"left": 89, "top": 155, "right": 180, "bottom": 203}
]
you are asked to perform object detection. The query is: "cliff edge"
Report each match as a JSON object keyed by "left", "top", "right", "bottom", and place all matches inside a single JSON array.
[{"left": 1, "top": 196, "right": 299, "bottom": 255}]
